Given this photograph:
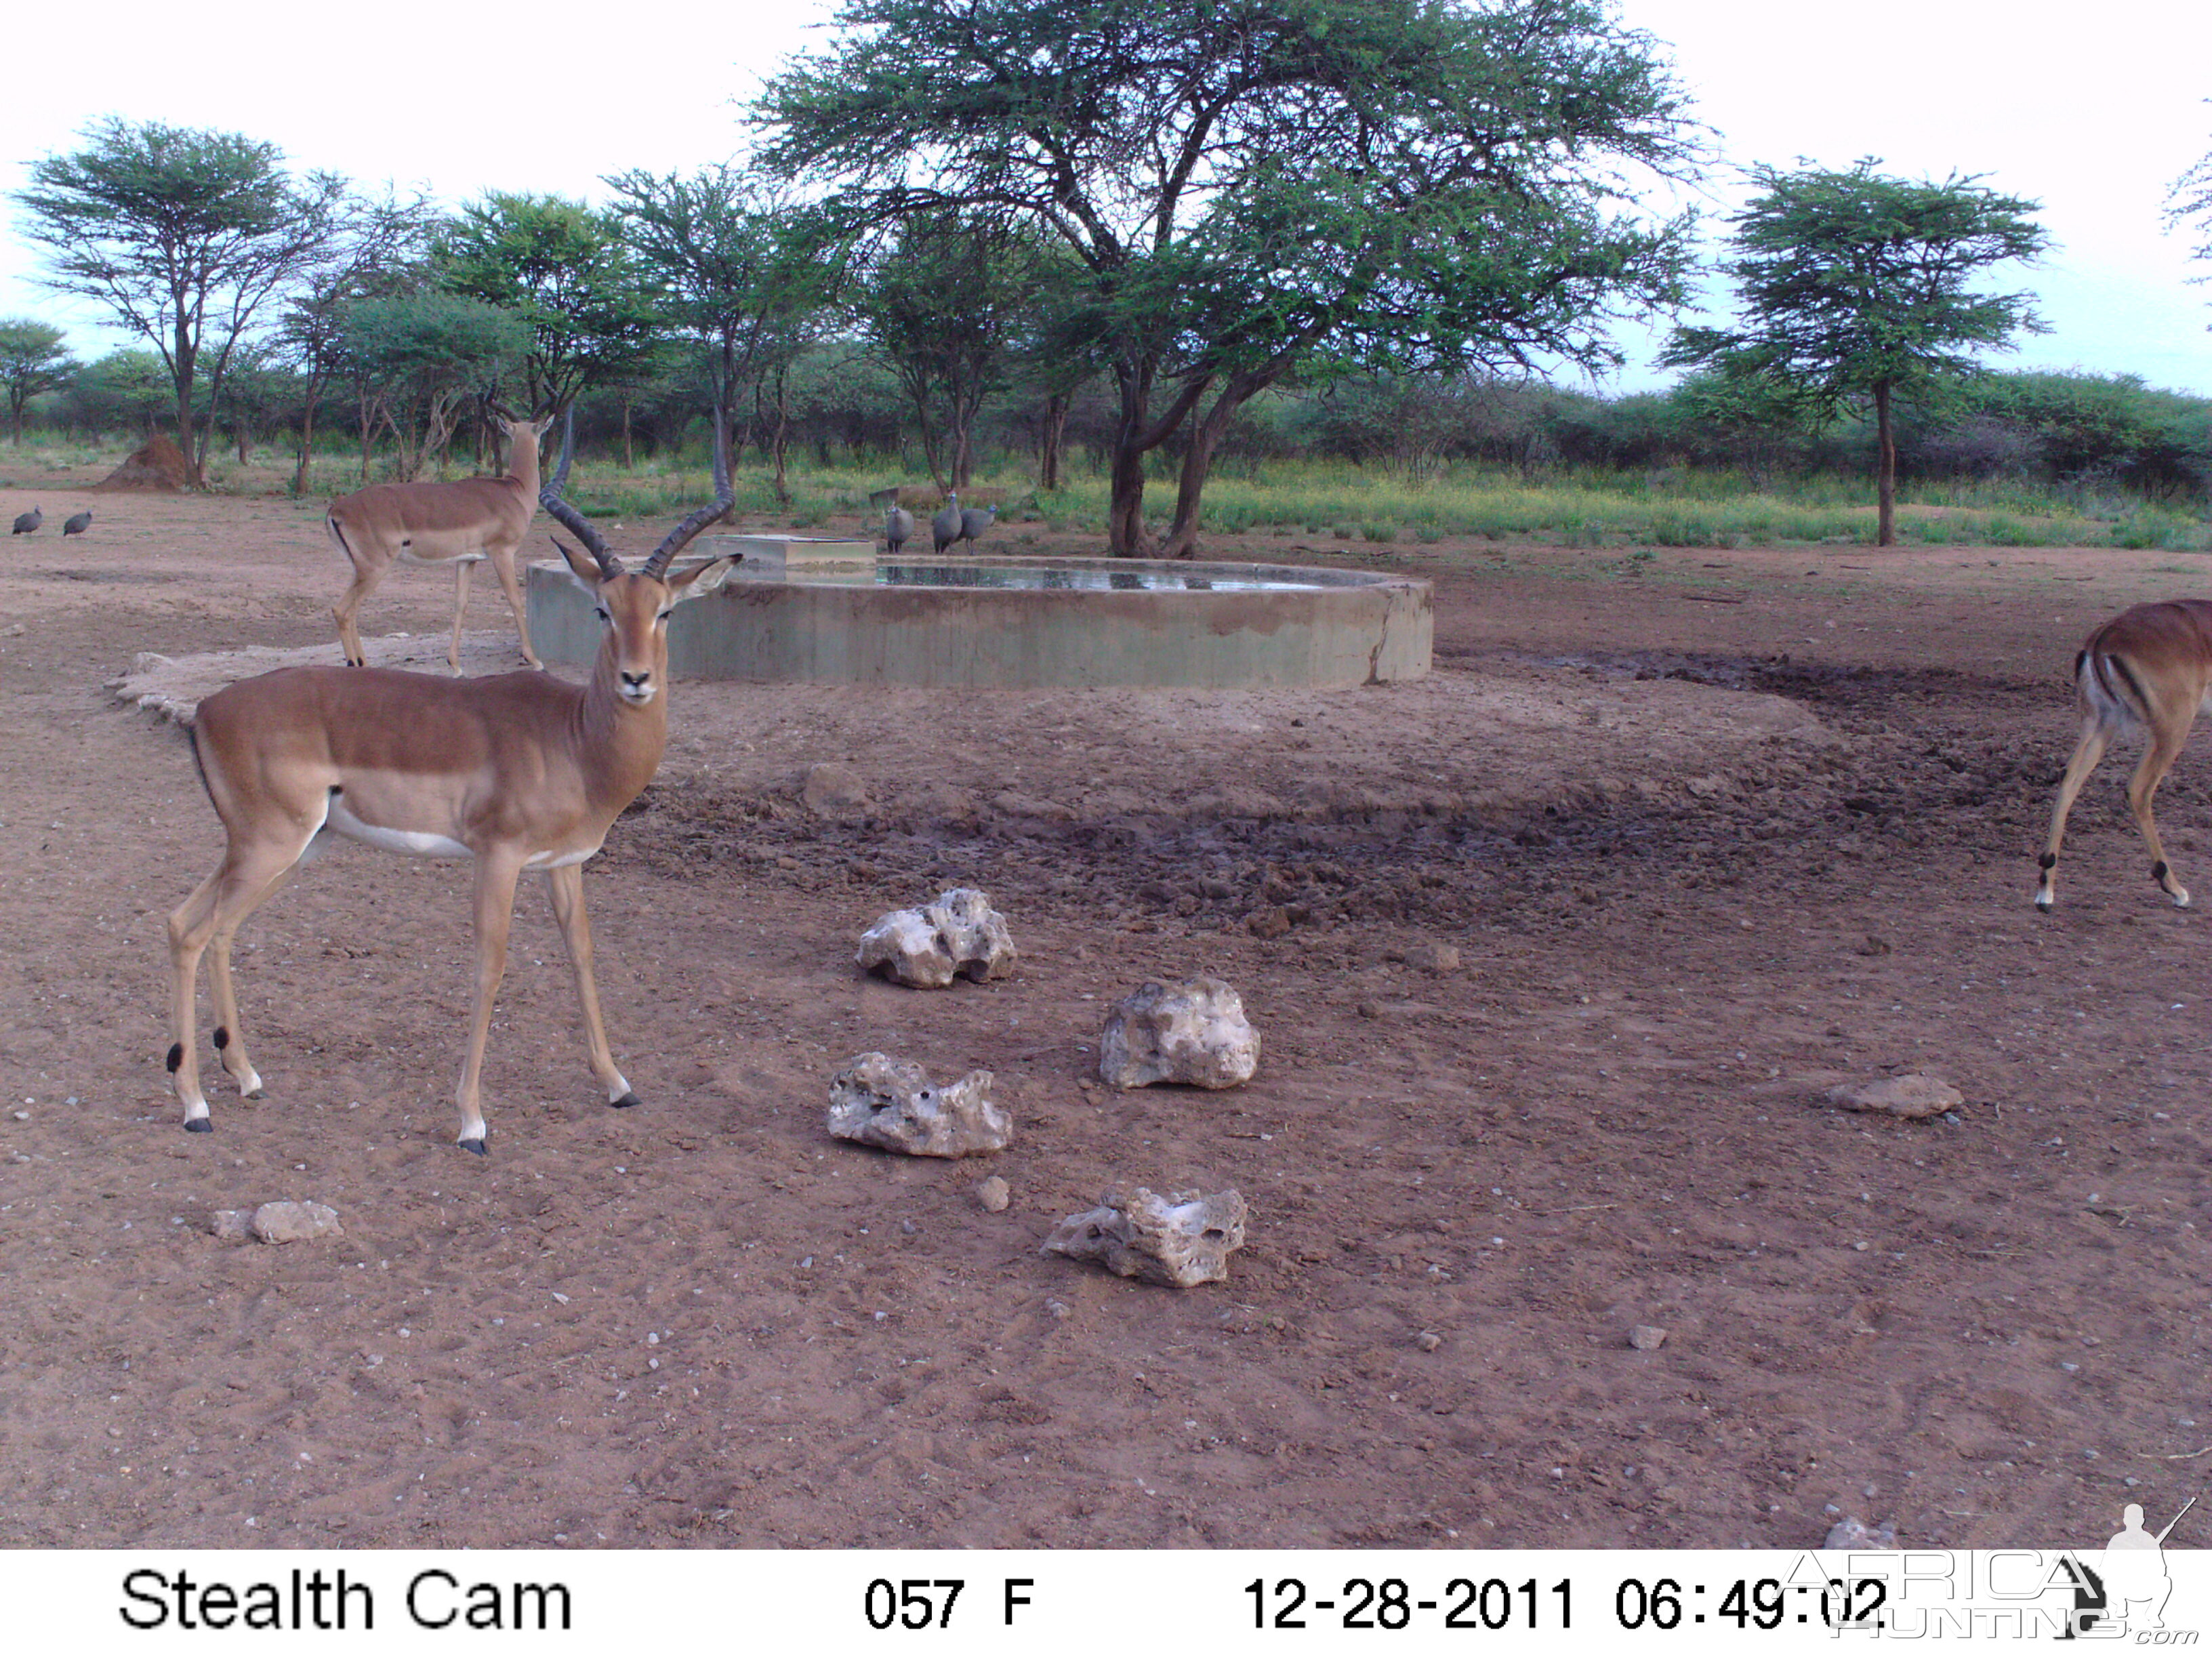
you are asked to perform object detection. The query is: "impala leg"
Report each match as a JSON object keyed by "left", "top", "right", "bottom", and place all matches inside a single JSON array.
[
  {"left": 204, "top": 854, "right": 313, "bottom": 1099},
  {"left": 332, "top": 561, "right": 387, "bottom": 668},
  {"left": 2036, "top": 718, "right": 2110, "bottom": 910},
  {"left": 488, "top": 546, "right": 543, "bottom": 670},
  {"left": 449, "top": 560, "right": 474, "bottom": 676},
  {"left": 2127, "top": 724, "right": 2194, "bottom": 907},
  {"left": 167, "top": 831, "right": 316, "bottom": 1130},
  {"left": 454, "top": 851, "right": 526, "bottom": 1154},
  {"left": 545, "top": 865, "right": 639, "bottom": 1107}
]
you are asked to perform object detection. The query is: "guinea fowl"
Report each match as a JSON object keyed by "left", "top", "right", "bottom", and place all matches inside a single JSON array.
[{"left": 930, "top": 491, "right": 962, "bottom": 554}]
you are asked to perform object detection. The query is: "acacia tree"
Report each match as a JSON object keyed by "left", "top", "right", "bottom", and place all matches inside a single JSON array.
[
  {"left": 758, "top": 0, "right": 1698, "bottom": 556},
  {"left": 15, "top": 119, "right": 350, "bottom": 482},
  {"left": 851, "top": 213, "right": 1051, "bottom": 489},
  {"left": 342, "top": 293, "right": 529, "bottom": 480},
  {"left": 434, "top": 192, "right": 664, "bottom": 417},
  {"left": 1664, "top": 160, "right": 2047, "bottom": 546},
  {"left": 0, "top": 319, "right": 78, "bottom": 445},
  {"left": 274, "top": 187, "right": 434, "bottom": 493},
  {"left": 602, "top": 166, "right": 840, "bottom": 498}
]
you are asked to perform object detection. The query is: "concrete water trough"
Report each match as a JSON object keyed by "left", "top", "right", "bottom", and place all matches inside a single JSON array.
[{"left": 524, "top": 538, "right": 1432, "bottom": 690}]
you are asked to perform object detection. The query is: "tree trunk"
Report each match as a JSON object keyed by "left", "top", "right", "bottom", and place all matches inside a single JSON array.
[
  {"left": 1161, "top": 373, "right": 1270, "bottom": 558},
  {"left": 1874, "top": 380, "right": 1896, "bottom": 548},
  {"left": 357, "top": 394, "right": 375, "bottom": 483},
  {"left": 769, "top": 369, "right": 792, "bottom": 508},
  {"left": 1038, "top": 393, "right": 1069, "bottom": 492},
  {"left": 291, "top": 376, "right": 322, "bottom": 496},
  {"left": 621, "top": 398, "right": 634, "bottom": 470}
]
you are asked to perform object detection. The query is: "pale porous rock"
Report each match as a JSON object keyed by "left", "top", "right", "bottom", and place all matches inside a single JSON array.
[
  {"left": 827, "top": 1053, "right": 1011, "bottom": 1158},
  {"left": 1824, "top": 1516, "right": 1898, "bottom": 1550},
  {"left": 1042, "top": 1187, "right": 1249, "bottom": 1288},
  {"left": 856, "top": 888, "right": 1017, "bottom": 988},
  {"left": 210, "top": 1208, "right": 251, "bottom": 1241},
  {"left": 1825, "top": 1074, "right": 1962, "bottom": 1120},
  {"left": 1101, "top": 977, "right": 1259, "bottom": 1090},
  {"left": 249, "top": 1200, "right": 342, "bottom": 1244}
]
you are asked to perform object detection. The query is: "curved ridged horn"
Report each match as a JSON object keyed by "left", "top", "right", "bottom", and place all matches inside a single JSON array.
[
  {"left": 539, "top": 407, "right": 622, "bottom": 579},
  {"left": 642, "top": 406, "right": 733, "bottom": 580}
]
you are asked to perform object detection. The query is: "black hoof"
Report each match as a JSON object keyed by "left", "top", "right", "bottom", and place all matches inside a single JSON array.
[
  {"left": 458, "top": 1136, "right": 487, "bottom": 1156},
  {"left": 243, "top": 1088, "right": 265, "bottom": 1100},
  {"left": 611, "top": 1091, "right": 642, "bottom": 1109},
  {"left": 184, "top": 1118, "right": 213, "bottom": 1134}
]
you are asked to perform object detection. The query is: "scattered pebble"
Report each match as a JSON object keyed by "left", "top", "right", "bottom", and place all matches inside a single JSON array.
[
  {"left": 1414, "top": 1330, "right": 1442, "bottom": 1352},
  {"left": 977, "top": 1176, "right": 1011, "bottom": 1213},
  {"left": 1629, "top": 1324, "right": 1668, "bottom": 1351}
]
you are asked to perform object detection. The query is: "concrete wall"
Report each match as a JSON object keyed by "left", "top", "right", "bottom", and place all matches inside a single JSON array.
[{"left": 527, "top": 558, "right": 1432, "bottom": 689}]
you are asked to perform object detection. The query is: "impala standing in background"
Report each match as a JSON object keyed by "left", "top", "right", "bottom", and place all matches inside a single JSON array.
[
  {"left": 2036, "top": 599, "right": 2212, "bottom": 911},
  {"left": 167, "top": 412, "right": 736, "bottom": 1153},
  {"left": 327, "top": 411, "right": 554, "bottom": 674}
]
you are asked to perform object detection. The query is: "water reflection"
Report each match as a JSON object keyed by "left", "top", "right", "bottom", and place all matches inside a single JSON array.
[{"left": 874, "top": 562, "right": 1326, "bottom": 592}]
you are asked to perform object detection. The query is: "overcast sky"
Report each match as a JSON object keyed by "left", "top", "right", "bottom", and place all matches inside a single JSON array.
[{"left": 3, "top": 0, "right": 2208, "bottom": 396}]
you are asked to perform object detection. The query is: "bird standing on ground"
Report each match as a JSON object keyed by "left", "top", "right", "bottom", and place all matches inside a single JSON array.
[
  {"left": 885, "top": 503, "right": 913, "bottom": 554},
  {"left": 62, "top": 509, "right": 91, "bottom": 537},
  {"left": 931, "top": 491, "right": 962, "bottom": 554},
  {"left": 957, "top": 502, "right": 998, "bottom": 550},
  {"left": 11, "top": 506, "right": 41, "bottom": 535}
]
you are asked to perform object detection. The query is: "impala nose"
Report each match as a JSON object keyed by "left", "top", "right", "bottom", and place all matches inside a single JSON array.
[{"left": 619, "top": 669, "right": 655, "bottom": 703}]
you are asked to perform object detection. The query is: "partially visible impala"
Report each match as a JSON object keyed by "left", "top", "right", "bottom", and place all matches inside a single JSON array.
[
  {"left": 327, "top": 411, "right": 554, "bottom": 674},
  {"left": 2036, "top": 598, "right": 2212, "bottom": 911},
  {"left": 167, "top": 411, "right": 735, "bottom": 1153}
]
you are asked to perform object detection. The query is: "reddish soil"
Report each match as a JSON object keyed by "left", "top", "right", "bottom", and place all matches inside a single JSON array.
[{"left": 1, "top": 472, "right": 2207, "bottom": 1551}]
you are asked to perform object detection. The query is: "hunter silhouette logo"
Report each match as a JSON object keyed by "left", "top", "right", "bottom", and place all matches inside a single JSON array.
[{"left": 2063, "top": 1496, "right": 2195, "bottom": 1639}]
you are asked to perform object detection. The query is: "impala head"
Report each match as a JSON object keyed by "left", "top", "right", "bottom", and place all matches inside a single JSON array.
[
  {"left": 552, "top": 541, "right": 734, "bottom": 707},
  {"left": 541, "top": 405, "right": 736, "bottom": 707}
]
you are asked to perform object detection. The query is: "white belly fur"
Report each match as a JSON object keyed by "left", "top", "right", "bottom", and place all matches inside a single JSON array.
[
  {"left": 321, "top": 797, "right": 598, "bottom": 867},
  {"left": 325, "top": 798, "right": 470, "bottom": 859}
]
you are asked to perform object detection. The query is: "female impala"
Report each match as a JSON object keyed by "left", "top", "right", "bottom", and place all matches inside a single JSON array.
[
  {"left": 167, "top": 411, "right": 734, "bottom": 1153},
  {"left": 2036, "top": 598, "right": 2212, "bottom": 911}
]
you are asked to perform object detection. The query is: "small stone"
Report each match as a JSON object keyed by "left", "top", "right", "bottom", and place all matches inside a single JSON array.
[
  {"left": 1629, "top": 1324, "right": 1668, "bottom": 1351},
  {"left": 977, "top": 1175, "right": 1011, "bottom": 1212},
  {"left": 1101, "top": 977, "right": 1260, "bottom": 1090},
  {"left": 1045, "top": 1298, "right": 1072, "bottom": 1322},
  {"left": 1246, "top": 905, "right": 1292, "bottom": 939},
  {"left": 1823, "top": 1516, "right": 1897, "bottom": 1550},
  {"left": 249, "top": 1200, "right": 341, "bottom": 1244},
  {"left": 1824, "top": 1074, "right": 1963, "bottom": 1120},
  {"left": 1404, "top": 941, "right": 1462, "bottom": 974},
  {"left": 1043, "top": 1186, "right": 1248, "bottom": 1288},
  {"left": 1414, "top": 1330, "right": 1442, "bottom": 1352},
  {"left": 210, "top": 1209, "right": 251, "bottom": 1241},
  {"left": 827, "top": 1053, "right": 1011, "bottom": 1157},
  {"left": 798, "top": 761, "right": 870, "bottom": 815}
]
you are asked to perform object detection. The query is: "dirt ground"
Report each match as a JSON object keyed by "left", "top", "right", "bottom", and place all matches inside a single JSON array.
[{"left": 1, "top": 470, "right": 2207, "bottom": 1552}]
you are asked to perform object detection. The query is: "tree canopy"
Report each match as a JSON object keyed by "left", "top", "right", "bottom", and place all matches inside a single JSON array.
[
  {"left": 0, "top": 319, "right": 78, "bottom": 445},
  {"left": 15, "top": 118, "right": 350, "bottom": 480},
  {"left": 1664, "top": 159, "right": 2047, "bottom": 544},
  {"left": 757, "top": 0, "right": 1702, "bottom": 554},
  {"left": 434, "top": 192, "right": 665, "bottom": 415}
]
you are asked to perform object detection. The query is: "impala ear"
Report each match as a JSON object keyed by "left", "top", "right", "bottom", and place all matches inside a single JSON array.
[
  {"left": 666, "top": 554, "right": 738, "bottom": 605},
  {"left": 550, "top": 535, "right": 604, "bottom": 591}
]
